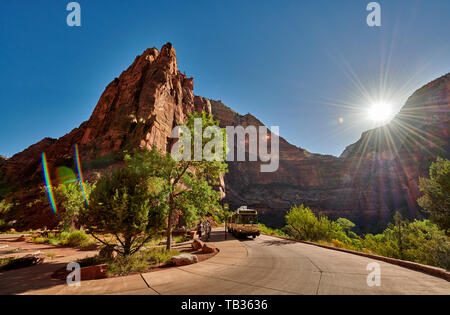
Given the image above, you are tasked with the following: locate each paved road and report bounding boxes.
[224,234,450,295]
[25,230,449,295]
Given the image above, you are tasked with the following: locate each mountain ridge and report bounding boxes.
[1,45,448,233]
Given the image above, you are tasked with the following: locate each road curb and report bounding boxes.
[263,234,450,282]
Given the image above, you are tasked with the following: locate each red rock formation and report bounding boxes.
[0,43,212,230]
[210,73,449,233]
[1,43,448,234]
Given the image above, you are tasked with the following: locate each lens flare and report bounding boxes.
[41,152,58,213]
[368,102,393,122]
[74,144,89,206]
[56,166,77,185]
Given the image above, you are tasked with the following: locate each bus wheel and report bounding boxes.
[252,235,256,239]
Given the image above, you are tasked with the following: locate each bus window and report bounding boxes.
[237,215,258,224]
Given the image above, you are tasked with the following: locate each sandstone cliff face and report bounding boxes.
[1,44,448,233]
[341,73,450,159]
[1,43,211,186]
[0,43,212,229]
[211,74,449,233]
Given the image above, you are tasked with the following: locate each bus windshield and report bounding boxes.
[237,215,258,224]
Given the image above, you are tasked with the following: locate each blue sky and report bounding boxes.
[1,0,449,158]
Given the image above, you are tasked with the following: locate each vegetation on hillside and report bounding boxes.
[265,204,449,270]
[262,158,450,270]
[418,157,450,234]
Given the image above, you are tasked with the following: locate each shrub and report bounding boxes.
[31,230,92,248]
[32,237,46,244]
[52,182,94,231]
[80,166,167,256]
[259,224,286,237]
[331,239,345,248]
[60,230,90,247]
[105,247,179,276]
[418,157,450,234]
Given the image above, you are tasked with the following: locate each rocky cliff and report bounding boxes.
[211,73,449,233]
[1,43,448,233]
[0,43,212,229]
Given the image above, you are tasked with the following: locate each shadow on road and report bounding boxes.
[257,238,296,247]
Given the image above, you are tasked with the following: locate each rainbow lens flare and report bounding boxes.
[56,166,78,185]
[41,152,58,213]
[74,144,89,206]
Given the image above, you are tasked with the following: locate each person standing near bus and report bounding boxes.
[205,219,212,240]
[197,221,204,239]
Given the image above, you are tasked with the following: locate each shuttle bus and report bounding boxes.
[227,207,260,238]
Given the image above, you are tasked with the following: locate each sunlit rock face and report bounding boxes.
[2,43,212,185]
[0,43,448,233]
[341,73,450,159]
[0,43,212,230]
[212,74,449,233]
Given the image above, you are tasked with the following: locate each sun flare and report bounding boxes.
[368,102,393,123]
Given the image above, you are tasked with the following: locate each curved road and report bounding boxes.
[22,230,450,295]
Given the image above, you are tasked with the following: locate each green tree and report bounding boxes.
[389,211,409,260]
[418,157,450,234]
[285,204,336,241]
[0,199,13,216]
[126,112,228,250]
[53,182,94,231]
[336,218,355,234]
[80,167,167,256]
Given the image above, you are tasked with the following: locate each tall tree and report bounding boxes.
[126,112,228,250]
[418,157,450,234]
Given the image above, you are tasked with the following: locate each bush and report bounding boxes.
[31,230,92,248]
[59,230,90,247]
[285,204,350,242]
[259,224,286,237]
[418,157,450,234]
[52,182,94,231]
[332,239,345,248]
[32,237,46,244]
[361,219,450,270]
[105,247,179,276]
[80,166,167,256]
[0,199,12,215]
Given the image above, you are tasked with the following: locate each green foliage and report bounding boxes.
[259,224,286,237]
[125,112,228,250]
[282,205,450,270]
[59,230,90,247]
[103,247,179,276]
[336,218,356,233]
[285,204,348,242]
[418,157,450,234]
[362,218,450,269]
[0,199,13,216]
[0,257,14,270]
[31,230,93,248]
[53,182,94,231]
[80,166,167,256]
[173,235,189,243]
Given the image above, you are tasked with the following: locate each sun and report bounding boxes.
[368,102,393,123]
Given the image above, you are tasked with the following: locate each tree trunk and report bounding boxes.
[166,209,173,251]
[124,236,132,256]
